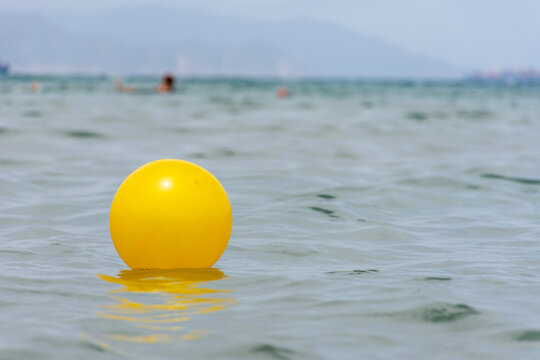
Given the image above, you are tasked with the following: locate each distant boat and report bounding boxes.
[0,62,9,75]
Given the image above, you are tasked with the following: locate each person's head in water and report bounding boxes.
[157,73,175,93]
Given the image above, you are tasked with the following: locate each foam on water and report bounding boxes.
[1,77,540,359]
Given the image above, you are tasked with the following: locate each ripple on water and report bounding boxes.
[415,303,478,323]
[457,109,492,119]
[22,110,43,118]
[405,111,429,121]
[250,344,296,360]
[267,244,319,258]
[360,100,373,108]
[327,269,379,276]
[309,206,339,218]
[481,173,540,185]
[424,277,452,281]
[65,130,107,139]
[316,194,336,200]
[514,330,540,342]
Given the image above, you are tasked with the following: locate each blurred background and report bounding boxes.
[1,0,540,80]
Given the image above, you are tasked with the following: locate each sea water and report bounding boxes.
[0,76,539,359]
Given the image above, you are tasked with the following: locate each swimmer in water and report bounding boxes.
[30,80,40,92]
[30,80,41,92]
[156,74,175,93]
[114,78,136,93]
[276,87,289,99]
[114,74,175,94]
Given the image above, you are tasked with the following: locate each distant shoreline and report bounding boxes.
[4,72,540,86]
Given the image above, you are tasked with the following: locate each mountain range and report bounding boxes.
[0,6,460,78]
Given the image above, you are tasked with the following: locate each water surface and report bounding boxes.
[1,77,540,359]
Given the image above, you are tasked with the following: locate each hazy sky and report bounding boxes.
[3,0,539,70]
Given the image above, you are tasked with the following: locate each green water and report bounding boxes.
[1,76,540,359]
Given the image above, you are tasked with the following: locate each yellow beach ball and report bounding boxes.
[109,159,232,269]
